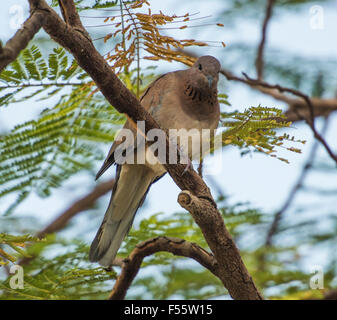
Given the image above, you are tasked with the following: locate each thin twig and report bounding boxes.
[0,82,85,89]
[265,116,331,246]
[221,68,337,122]
[119,0,126,53]
[255,0,275,79]
[241,73,337,164]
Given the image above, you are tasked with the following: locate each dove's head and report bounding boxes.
[192,56,221,89]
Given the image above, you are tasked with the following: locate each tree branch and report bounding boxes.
[255,0,275,79]
[0,5,45,73]
[109,236,218,300]
[177,190,263,300]
[221,68,337,123]
[239,73,337,164]
[58,0,83,27]
[57,0,91,40]
[265,116,331,246]
[283,98,337,122]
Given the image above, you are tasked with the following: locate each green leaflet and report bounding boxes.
[22,45,48,81]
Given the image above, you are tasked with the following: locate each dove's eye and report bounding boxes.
[198,64,202,71]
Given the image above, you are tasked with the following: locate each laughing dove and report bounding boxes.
[89,55,221,266]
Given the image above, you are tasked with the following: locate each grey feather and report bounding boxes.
[89,164,159,266]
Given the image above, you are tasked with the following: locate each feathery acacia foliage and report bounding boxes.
[0,45,125,211]
[220,106,305,163]
[0,240,116,300]
[0,233,42,266]
[103,0,224,67]
[1,197,333,300]
[100,0,224,95]
[0,45,85,106]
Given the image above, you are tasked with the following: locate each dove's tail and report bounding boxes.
[89,164,156,267]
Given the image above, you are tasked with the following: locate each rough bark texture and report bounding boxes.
[0,8,45,72]
[178,191,263,300]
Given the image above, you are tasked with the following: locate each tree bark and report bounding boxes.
[0,8,45,72]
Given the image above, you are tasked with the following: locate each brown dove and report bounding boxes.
[89,56,221,266]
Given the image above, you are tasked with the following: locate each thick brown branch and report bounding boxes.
[0,6,45,73]
[57,0,90,40]
[255,0,275,79]
[178,191,263,300]
[109,236,218,300]
[24,0,263,300]
[58,0,82,26]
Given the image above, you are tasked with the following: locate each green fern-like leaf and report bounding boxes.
[0,240,116,299]
[0,233,43,266]
[22,45,48,81]
[48,47,68,81]
[0,46,86,106]
[219,105,305,162]
[0,84,125,209]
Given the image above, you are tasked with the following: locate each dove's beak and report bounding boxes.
[207,75,213,88]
